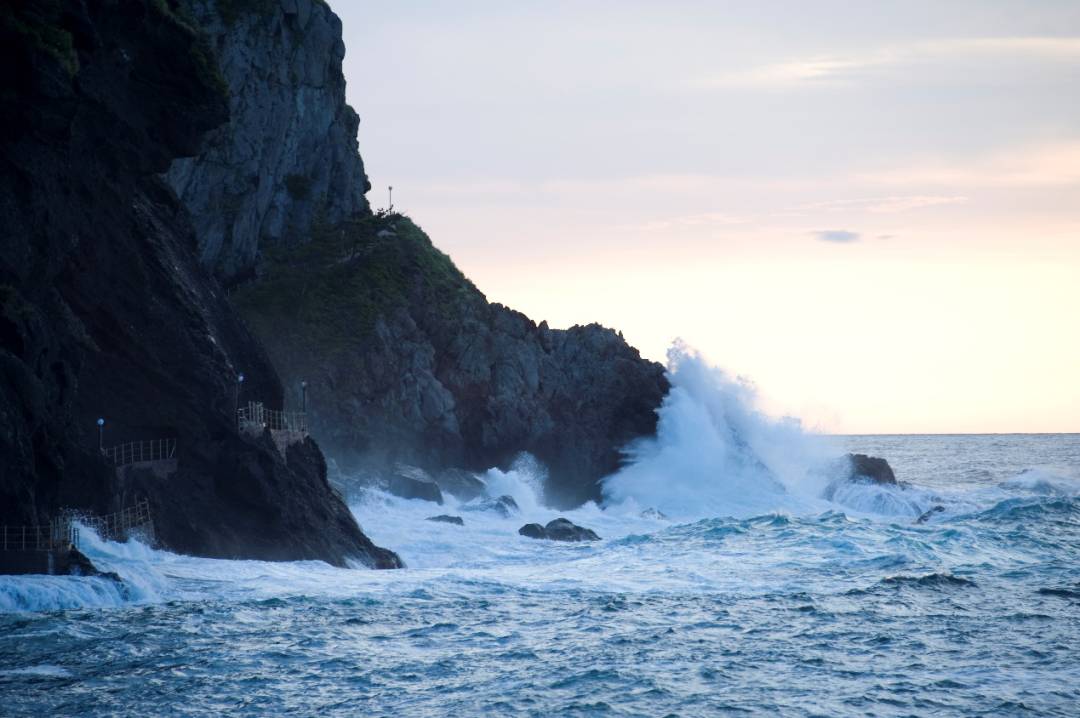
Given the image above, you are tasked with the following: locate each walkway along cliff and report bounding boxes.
[0,0,399,570]
[166,0,670,509]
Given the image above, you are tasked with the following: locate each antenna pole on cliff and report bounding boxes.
[97,418,105,453]
[388,185,393,212]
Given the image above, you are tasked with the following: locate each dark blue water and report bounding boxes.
[2,434,1079,716]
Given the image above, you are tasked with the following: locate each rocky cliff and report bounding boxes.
[162,0,670,509]
[233,214,668,509]
[166,0,370,285]
[0,0,397,568]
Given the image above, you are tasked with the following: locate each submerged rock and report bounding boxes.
[462,495,519,518]
[845,454,897,484]
[640,508,668,520]
[436,468,486,502]
[426,515,465,526]
[518,523,547,540]
[518,518,600,542]
[916,505,945,524]
[387,465,444,504]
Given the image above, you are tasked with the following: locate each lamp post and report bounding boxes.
[388,185,393,212]
[97,418,105,453]
[236,372,245,428]
[301,380,307,414]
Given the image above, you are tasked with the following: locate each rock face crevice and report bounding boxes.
[0,0,396,568]
[165,0,371,285]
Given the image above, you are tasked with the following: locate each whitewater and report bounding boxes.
[2,348,1079,716]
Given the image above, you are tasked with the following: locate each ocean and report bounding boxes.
[2,353,1078,716]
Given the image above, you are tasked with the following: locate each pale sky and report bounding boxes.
[331,1,1080,434]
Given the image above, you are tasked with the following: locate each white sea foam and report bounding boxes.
[3,344,1076,616]
[0,665,73,678]
[999,466,1080,496]
[601,342,843,519]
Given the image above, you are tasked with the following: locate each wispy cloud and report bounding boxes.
[813,229,860,243]
[694,36,1080,89]
[797,195,968,214]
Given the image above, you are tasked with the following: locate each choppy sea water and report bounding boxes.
[2,431,1079,717]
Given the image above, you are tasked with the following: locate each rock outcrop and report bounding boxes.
[519,518,600,542]
[234,215,668,509]
[157,1,668,509]
[165,0,370,284]
[426,515,464,526]
[0,0,396,568]
[387,465,443,504]
[845,454,897,485]
[916,505,945,524]
[462,495,520,519]
[435,468,487,502]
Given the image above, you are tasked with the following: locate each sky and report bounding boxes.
[331,0,1080,434]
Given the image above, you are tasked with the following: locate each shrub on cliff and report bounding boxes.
[233,211,477,350]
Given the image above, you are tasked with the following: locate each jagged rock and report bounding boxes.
[165,0,669,511]
[462,495,520,518]
[165,0,370,284]
[518,518,601,542]
[845,454,897,484]
[518,523,546,540]
[65,548,124,583]
[237,231,669,510]
[426,515,464,526]
[436,468,486,502]
[387,465,444,504]
[543,518,601,541]
[916,505,945,524]
[0,0,397,569]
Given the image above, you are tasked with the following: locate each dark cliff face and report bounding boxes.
[158,1,670,509]
[234,215,669,508]
[165,0,371,285]
[0,0,397,567]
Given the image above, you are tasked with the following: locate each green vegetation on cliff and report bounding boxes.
[1,1,78,77]
[233,212,478,351]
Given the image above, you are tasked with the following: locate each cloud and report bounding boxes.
[693,36,1080,89]
[798,195,968,214]
[699,57,872,89]
[812,229,860,243]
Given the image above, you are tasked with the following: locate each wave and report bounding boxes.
[0,574,131,613]
[0,524,169,613]
[998,467,1080,496]
[601,342,839,520]
[880,572,977,589]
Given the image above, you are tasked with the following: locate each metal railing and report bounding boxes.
[102,439,176,467]
[3,501,156,552]
[238,401,307,433]
[0,519,78,552]
[63,499,154,544]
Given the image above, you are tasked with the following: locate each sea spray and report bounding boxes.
[602,342,839,519]
[479,453,553,515]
